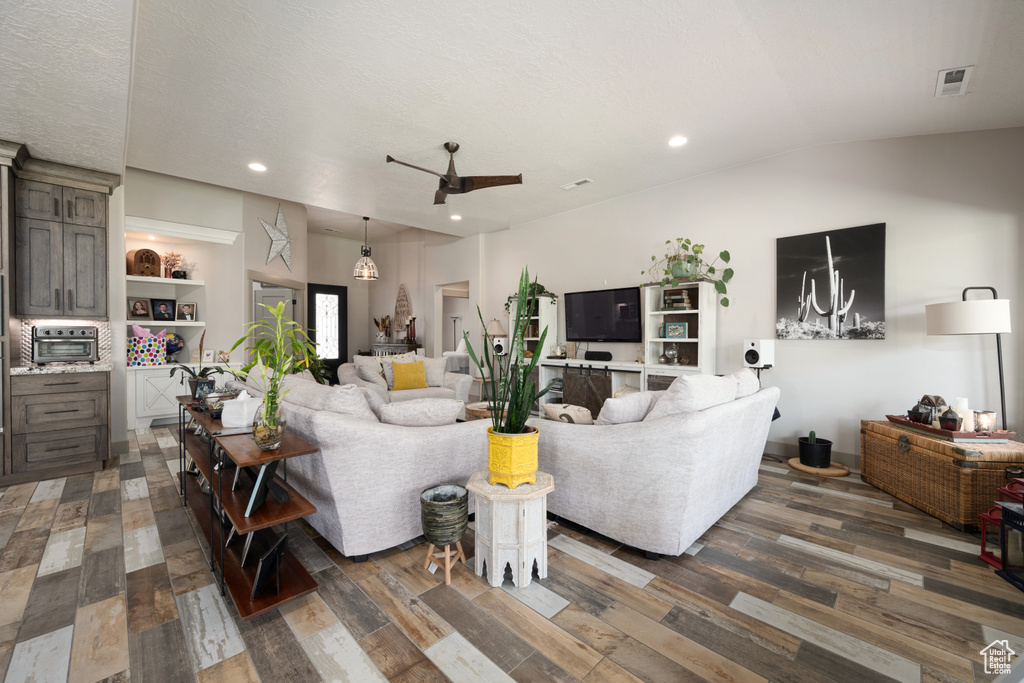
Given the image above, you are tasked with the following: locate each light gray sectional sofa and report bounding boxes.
[529,371,780,556]
[337,356,472,404]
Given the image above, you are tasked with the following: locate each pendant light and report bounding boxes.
[353,216,379,280]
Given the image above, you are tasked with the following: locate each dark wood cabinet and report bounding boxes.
[14,180,108,317]
[562,366,613,420]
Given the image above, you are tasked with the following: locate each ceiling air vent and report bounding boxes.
[935,66,974,97]
[560,178,593,190]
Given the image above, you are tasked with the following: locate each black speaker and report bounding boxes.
[584,350,613,361]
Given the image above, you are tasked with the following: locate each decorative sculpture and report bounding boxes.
[259,204,292,270]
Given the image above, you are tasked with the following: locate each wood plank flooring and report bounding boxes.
[0,428,1022,681]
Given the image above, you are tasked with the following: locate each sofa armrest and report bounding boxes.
[443,371,473,402]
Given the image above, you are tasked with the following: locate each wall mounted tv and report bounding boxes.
[564,287,642,343]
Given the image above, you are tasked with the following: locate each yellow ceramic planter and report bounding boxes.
[486,426,539,488]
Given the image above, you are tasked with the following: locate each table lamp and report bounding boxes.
[925,286,1011,430]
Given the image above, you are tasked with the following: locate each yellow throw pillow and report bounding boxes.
[392,360,428,390]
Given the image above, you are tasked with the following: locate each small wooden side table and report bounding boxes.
[467,470,554,588]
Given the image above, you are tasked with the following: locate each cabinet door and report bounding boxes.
[562,367,612,420]
[63,187,106,227]
[138,370,186,419]
[63,224,107,317]
[15,217,64,316]
[15,179,62,221]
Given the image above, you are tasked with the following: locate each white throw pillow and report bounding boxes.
[322,384,378,422]
[725,368,760,399]
[455,337,468,354]
[613,384,641,398]
[644,374,737,420]
[352,356,388,390]
[379,399,463,427]
[394,356,446,387]
[596,391,661,425]
[542,403,594,425]
[360,387,387,419]
[281,375,332,410]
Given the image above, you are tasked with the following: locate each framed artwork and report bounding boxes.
[664,322,688,338]
[190,349,201,363]
[176,302,197,321]
[776,223,886,340]
[202,349,216,363]
[128,297,151,319]
[217,350,231,363]
[151,298,176,321]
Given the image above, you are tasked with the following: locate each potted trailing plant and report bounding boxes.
[465,268,554,488]
[504,280,555,314]
[228,301,317,450]
[169,331,227,398]
[641,238,734,307]
[798,430,833,468]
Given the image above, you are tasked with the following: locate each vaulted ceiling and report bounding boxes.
[3,1,1024,237]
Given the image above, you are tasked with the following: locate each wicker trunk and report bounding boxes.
[861,420,1024,531]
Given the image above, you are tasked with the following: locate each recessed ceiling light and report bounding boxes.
[248,162,267,172]
[450,215,462,221]
[148,235,155,240]
[668,136,688,148]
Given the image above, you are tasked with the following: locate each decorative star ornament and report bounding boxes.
[259,204,292,270]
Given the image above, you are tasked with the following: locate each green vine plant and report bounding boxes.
[641,238,734,307]
[227,301,318,427]
[504,280,555,314]
[467,268,554,434]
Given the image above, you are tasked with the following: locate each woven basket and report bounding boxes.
[861,420,1024,530]
[420,484,468,546]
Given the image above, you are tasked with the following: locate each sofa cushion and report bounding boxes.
[644,374,737,420]
[596,391,663,425]
[725,368,760,399]
[393,361,429,390]
[322,384,378,422]
[380,352,418,388]
[399,356,446,387]
[352,356,388,390]
[379,399,463,427]
[542,403,594,425]
[360,387,387,419]
[390,387,456,402]
[281,375,332,410]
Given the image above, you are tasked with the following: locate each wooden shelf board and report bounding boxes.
[125,320,206,327]
[216,432,318,468]
[182,474,317,620]
[127,275,206,286]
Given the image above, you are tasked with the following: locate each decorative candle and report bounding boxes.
[954,398,973,431]
[975,410,998,433]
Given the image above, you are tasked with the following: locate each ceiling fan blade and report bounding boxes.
[433,189,447,205]
[386,155,448,181]
[461,174,523,192]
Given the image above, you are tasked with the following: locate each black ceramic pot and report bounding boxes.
[798,436,833,468]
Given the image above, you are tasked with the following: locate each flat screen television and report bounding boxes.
[564,287,642,343]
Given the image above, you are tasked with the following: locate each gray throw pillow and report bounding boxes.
[352,356,388,390]
[394,356,446,387]
[379,399,463,426]
[725,368,760,399]
[542,403,594,425]
[322,384,378,422]
[644,374,737,421]
[360,387,387,419]
[596,391,661,425]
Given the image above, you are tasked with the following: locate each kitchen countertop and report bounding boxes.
[10,362,114,375]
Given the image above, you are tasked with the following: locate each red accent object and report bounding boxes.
[885,414,1016,442]
[980,506,1003,568]
[998,480,1024,503]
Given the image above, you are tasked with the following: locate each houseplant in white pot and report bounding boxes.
[464,268,554,488]
[228,301,317,450]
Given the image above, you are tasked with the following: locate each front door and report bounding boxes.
[308,284,348,384]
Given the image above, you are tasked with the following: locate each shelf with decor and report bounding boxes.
[123,319,206,328]
[127,275,206,287]
[642,281,716,389]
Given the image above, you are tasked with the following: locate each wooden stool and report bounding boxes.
[467,470,554,588]
[422,542,466,585]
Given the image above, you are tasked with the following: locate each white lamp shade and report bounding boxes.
[485,319,507,337]
[925,299,1011,335]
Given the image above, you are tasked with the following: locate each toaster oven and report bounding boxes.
[32,326,100,364]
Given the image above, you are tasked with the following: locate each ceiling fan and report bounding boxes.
[386,142,522,205]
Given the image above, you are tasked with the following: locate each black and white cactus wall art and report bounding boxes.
[775,223,886,340]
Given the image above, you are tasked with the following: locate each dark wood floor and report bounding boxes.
[0,426,1022,682]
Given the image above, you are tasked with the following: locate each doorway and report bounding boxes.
[308,283,348,383]
[436,281,470,352]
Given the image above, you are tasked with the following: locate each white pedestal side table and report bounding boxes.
[467,470,554,588]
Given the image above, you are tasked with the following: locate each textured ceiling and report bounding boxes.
[4,1,1024,238]
[0,0,135,173]
[306,206,416,241]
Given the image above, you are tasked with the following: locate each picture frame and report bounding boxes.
[128,297,151,320]
[217,350,231,363]
[175,302,198,321]
[151,298,176,321]
[202,349,216,363]
[664,322,688,339]
[190,349,201,363]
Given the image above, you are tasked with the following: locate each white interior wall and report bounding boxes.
[371,232,428,348]
[419,128,1024,464]
[107,186,127,450]
[307,232,371,360]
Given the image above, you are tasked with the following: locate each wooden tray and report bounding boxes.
[885,415,1016,443]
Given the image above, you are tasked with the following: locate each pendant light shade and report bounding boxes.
[354,216,379,281]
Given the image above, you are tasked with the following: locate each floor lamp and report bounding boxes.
[925,286,1012,430]
[450,316,461,351]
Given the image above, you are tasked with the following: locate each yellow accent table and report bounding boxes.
[467,470,554,588]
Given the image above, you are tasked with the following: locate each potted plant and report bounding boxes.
[228,301,317,450]
[641,238,734,307]
[504,280,555,314]
[465,268,554,488]
[798,430,833,468]
[169,331,228,398]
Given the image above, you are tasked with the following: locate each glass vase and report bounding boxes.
[252,402,286,450]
